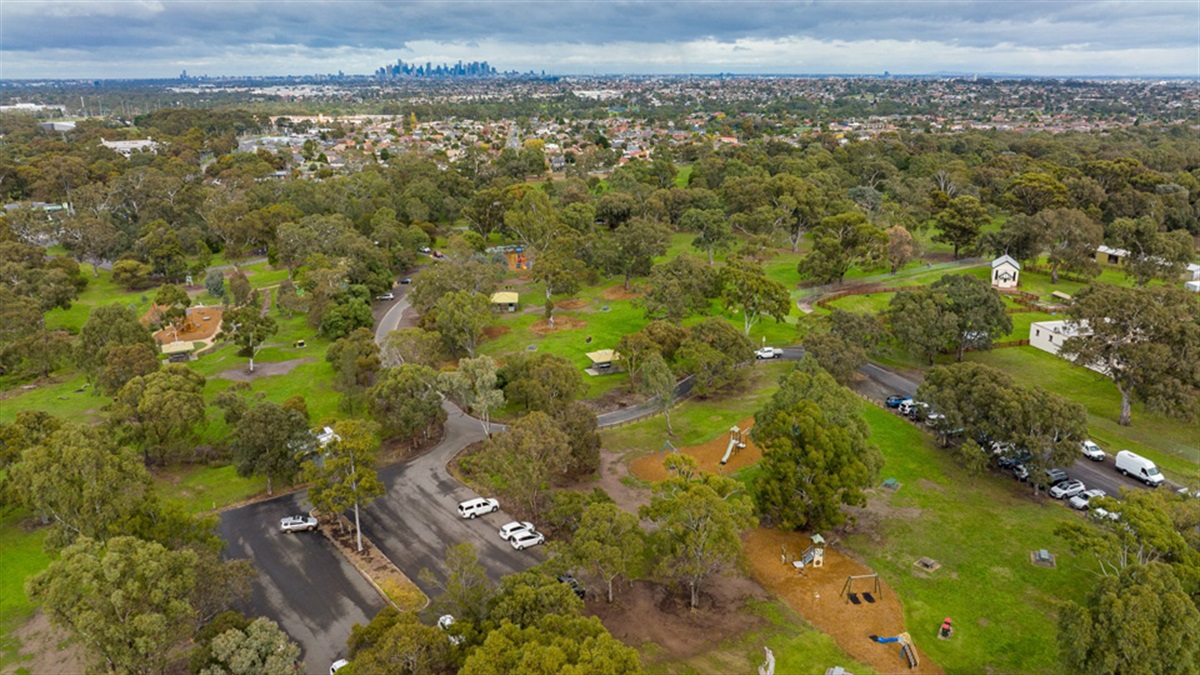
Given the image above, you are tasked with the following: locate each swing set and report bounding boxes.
[840,573,882,605]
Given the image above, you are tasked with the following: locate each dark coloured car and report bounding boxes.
[557,574,585,599]
[1043,468,1069,486]
[398,277,412,284]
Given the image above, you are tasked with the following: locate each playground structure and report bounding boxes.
[871,633,920,669]
[840,573,882,605]
[505,249,529,270]
[783,533,827,574]
[149,305,223,347]
[658,439,679,462]
[720,425,747,465]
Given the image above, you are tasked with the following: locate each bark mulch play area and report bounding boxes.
[629,416,762,482]
[745,528,942,675]
[146,304,223,345]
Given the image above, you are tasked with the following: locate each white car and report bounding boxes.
[755,347,783,359]
[280,514,318,533]
[498,521,535,541]
[457,497,499,519]
[1080,440,1106,461]
[1069,489,1106,511]
[1049,479,1086,500]
[376,292,395,301]
[330,659,349,674]
[510,530,546,550]
[437,615,463,645]
[1091,507,1121,522]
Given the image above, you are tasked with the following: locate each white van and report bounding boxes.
[1114,450,1164,487]
[457,497,499,519]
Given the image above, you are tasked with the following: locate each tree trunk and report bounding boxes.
[956,345,965,362]
[607,578,614,603]
[707,247,714,265]
[624,273,631,291]
[1050,262,1059,284]
[689,581,699,609]
[266,474,273,497]
[91,261,100,277]
[354,500,363,552]
[1119,388,1132,426]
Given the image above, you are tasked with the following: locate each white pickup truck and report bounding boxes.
[755,347,783,360]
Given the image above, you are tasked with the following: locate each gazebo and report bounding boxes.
[585,349,620,375]
[490,291,519,312]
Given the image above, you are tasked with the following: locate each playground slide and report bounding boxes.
[720,437,737,465]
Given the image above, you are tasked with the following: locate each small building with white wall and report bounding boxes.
[1029,319,1105,373]
[990,255,1021,289]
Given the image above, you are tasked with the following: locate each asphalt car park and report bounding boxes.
[356,410,542,597]
[219,493,386,674]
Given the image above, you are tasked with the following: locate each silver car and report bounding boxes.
[1049,479,1085,500]
[1069,489,1106,510]
[280,514,318,533]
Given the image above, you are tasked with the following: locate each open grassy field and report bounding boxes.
[968,348,1200,481]
[0,507,50,672]
[837,404,1095,673]
[609,359,1097,673]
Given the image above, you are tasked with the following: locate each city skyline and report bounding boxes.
[1,1,1198,80]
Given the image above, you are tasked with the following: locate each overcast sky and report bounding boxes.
[2,1,1197,79]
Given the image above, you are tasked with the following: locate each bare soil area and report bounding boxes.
[481,325,511,341]
[5,611,89,675]
[586,577,770,664]
[744,528,942,674]
[568,448,652,516]
[215,357,312,382]
[601,285,641,301]
[630,416,762,482]
[555,298,590,310]
[529,315,587,335]
[582,386,646,416]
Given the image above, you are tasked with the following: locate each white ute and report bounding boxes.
[755,347,783,359]
[457,497,500,519]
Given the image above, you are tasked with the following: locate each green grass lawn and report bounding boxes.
[968,348,1200,480]
[0,507,49,672]
[837,404,1095,673]
[154,464,269,515]
[610,364,1096,673]
[601,361,794,452]
[647,599,874,675]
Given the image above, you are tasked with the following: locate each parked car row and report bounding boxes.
[455,498,547,550]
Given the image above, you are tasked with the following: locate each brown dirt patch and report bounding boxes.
[215,357,313,382]
[555,298,590,310]
[528,315,587,335]
[629,417,761,482]
[583,387,648,416]
[481,325,511,340]
[146,305,223,343]
[586,577,770,664]
[7,610,90,675]
[568,448,651,516]
[601,285,641,301]
[745,528,942,674]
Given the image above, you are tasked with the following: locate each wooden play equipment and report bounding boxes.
[898,632,919,669]
[720,425,747,465]
[840,573,882,605]
[870,632,919,670]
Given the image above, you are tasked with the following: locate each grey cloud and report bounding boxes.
[1,1,1196,77]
